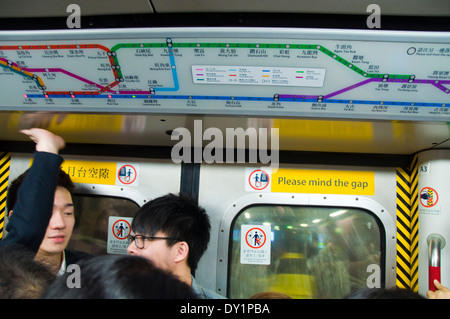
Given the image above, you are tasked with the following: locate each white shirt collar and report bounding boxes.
[57,250,67,276]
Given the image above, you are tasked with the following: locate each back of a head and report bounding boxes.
[131,193,211,272]
[0,244,55,298]
[249,291,293,299]
[42,255,198,299]
[346,287,425,299]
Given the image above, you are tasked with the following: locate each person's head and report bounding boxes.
[0,244,55,298]
[7,168,75,258]
[249,291,293,299]
[127,193,210,275]
[42,254,198,299]
[346,287,425,299]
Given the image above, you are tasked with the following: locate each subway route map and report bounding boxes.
[0,28,449,121]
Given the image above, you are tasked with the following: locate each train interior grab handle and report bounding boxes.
[427,233,446,291]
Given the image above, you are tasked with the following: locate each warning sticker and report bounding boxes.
[420,187,439,208]
[245,168,272,192]
[419,186,441,215]
[61,160,117,185]
[240,225,271,265]
[107,216,133,254]
[245,167,375,195]
[34,159,140,187]
[116,163,140,186]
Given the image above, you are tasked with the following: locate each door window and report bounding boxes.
[66,195,140,255]
[228,205,383,299]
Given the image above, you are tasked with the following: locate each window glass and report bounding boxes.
[229,205,383,299]
[66,195,140,255]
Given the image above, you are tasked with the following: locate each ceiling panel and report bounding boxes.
[1,0,448,18]
[0,112,448,155]
[151,0,450,16]
[0,0,153,18]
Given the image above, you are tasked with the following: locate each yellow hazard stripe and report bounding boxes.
[0,152,11,240]
[396,155,419,291]
[409,155,419,291]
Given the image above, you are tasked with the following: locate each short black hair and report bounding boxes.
[42,255,198,299]
[131,193,211,272]
[346,287,425,299]
[7,168,75,212]
[0,243,55,298]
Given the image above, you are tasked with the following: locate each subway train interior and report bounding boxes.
[0,0,449,300]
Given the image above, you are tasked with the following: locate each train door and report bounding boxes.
[197,163,397,298]
[7,152,181,255]
[417,150,450,296]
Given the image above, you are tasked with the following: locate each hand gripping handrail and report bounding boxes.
[427,233,446,291]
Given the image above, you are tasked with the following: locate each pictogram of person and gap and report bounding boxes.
[248,229,265,247]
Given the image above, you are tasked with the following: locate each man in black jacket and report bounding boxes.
[4,129,90,276]
[1,128,64,252]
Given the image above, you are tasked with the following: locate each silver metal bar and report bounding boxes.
[427,233,446,267]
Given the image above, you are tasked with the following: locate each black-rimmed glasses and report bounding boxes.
[127,234,180,249]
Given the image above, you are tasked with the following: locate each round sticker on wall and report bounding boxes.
[118,164,137,185]
[112,219,131,240]
[420,187,439,208]
[248,169,270,191]
[245,227,267,249]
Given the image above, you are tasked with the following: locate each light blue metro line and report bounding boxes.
[153,49,180,92]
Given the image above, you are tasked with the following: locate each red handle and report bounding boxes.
[429,266,441,291]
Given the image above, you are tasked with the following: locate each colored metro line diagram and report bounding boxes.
[0,36,449,120]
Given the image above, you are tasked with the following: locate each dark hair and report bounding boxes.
[7,168,74,212]
[249,291,293,299]
[42,255,198,299]
[346,287,425,299]
[0,244,55,298]
[131,193,210,272]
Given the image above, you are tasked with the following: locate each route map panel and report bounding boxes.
[0,28,449,121]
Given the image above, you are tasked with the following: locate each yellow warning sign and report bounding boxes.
[271,169,375,195]
[61,160,117,185]
[30,159,140,186]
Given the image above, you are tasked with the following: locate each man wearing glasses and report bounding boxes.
[127,193,225,299]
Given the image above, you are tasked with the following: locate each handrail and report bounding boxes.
[427,233,446,291]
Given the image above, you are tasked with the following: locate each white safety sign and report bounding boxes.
[245,168,272,192]
[107,216,133,254]
[116,163,140,186]
[240,224,271,265]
